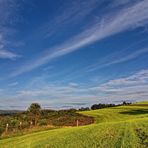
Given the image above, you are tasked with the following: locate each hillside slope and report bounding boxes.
[0,102,148,148]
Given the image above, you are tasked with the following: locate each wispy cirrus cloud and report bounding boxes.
[43,0,100,38]
[87,47,148,72]
[100,70,148,88]
[91,69,148,99]
[0,34,20,59]
[0,49,20,59]
[12,0,148,76]
[0,0,22,60]
[0,0,18,25]
[2,69,148,109]
[110,0,137,8]
[8,82,18,87]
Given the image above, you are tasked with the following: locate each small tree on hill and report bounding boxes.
[27,103,41,126]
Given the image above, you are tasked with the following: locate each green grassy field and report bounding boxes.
[0,102,148,148]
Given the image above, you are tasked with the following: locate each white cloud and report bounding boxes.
[8,82,18,86]
[0,88,3,92]
[12,0,148,76]
[87,47,148,72]
[101,69,148,87]
[68,82,79,87]
[110,0,137,8]
[0,0,19,26]
[0,1,22,60]
[43,0,100,37]
[0,49,20,59]
[91,69,148,101]
[1,69,148,109]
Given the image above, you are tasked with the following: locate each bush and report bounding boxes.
[21,121,30,129]
[79,107,90,111]
[0,127,5,136]
[10,119,19,127]
[38,119,48,126]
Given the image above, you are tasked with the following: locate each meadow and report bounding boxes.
[0,102,148,148]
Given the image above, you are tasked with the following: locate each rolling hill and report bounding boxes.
[0,102,148,148]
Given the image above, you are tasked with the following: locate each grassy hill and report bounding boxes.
[0,102,148,148]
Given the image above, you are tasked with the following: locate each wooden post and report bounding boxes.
[30,121,33,128]
[76,120,79,127]
[19,121,22,129]
[6,123,9,132]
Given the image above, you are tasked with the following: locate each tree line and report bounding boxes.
[79,101,131,110]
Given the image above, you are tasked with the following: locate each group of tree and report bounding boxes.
[91,101,131,110]
[91,103,116,110]
[0,103,94,137]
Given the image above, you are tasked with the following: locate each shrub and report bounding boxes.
[0,127,5,136]
[38,119,48,126]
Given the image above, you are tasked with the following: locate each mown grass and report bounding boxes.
[80,104,148,123]
[0,102,148,148]
[135,101,148,104]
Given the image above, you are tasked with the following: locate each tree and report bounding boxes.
[27,103,41,126]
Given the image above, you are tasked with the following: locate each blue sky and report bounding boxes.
[0,0,148,110]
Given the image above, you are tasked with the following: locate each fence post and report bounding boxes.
[30,121,33,128]
[5,123,9,133]
[76,120,79,127]
[20,121,22,130]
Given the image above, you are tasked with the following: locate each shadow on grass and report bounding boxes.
[119,109,148,115]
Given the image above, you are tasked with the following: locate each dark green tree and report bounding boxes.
[28,103,41,126]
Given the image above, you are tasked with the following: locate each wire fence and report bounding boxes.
[0,121,34,133]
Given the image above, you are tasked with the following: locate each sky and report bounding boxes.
[0,0,148,110]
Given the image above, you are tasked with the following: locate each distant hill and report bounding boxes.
[0,110,23,115]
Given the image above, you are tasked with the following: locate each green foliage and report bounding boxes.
[0,127,5,136]
[27,103,41,113]
[0,103,93,137]
[38,119,48,126]
[27,103,41,125]
[91,103,116,110]
[10,119,18,126]
[90,101,132,110]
